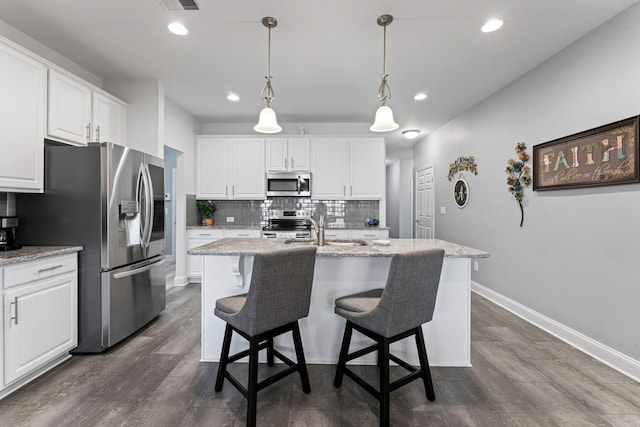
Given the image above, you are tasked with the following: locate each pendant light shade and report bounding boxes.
[370,14,399,133]
[254,17,282,134]
[370,106,398,132]
[254,107,282,133]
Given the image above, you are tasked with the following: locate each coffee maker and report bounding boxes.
[0,193,21,251]
[0,216,21,251]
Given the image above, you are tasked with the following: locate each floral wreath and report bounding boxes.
[448,156,478,181]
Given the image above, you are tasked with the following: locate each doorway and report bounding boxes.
[414,164,434,238]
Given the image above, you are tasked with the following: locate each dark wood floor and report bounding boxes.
[1,282,639,426]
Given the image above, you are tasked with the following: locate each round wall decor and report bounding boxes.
[453,177,469,208]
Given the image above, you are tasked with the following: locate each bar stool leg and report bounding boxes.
[379,337,390,427]
[415,326,435,401]
[291,321,311,394]
[266,337,275,366]
[215,324,233,392]
[247,336,260,427]
[334,321,353,388]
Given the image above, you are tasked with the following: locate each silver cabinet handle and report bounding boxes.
[38,264,63,273]
[343,185,346,196]
[225,185,228,196]
[285,157,288,169]
[95,125,100,142]
[291,158,294,169]
[10,297,18,325]
[350,185,353,196]
[86,123,91,142]
[232,185,235,197]
[236,233,249,237]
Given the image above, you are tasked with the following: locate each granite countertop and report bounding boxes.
[188,238,488,258]
[187,225,390,230]
[187,225,262,230]
[0,246,84,266]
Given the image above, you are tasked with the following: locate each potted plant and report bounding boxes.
[197,200,217,226]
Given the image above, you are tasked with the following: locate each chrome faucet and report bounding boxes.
[305,215,325,246]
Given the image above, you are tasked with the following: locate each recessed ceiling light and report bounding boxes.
[227,93,240,102]
[414,93,428,101]
[402,129,421,139]
[481,19,503,33]
[168,22,189,36]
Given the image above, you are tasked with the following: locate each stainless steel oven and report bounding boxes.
[266,172,311,197]
[262,209,312,238]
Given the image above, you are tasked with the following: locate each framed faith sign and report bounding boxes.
[533,116,639,191]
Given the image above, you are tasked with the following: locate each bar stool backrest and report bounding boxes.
[236,246,318,335]
[374,249,445,337]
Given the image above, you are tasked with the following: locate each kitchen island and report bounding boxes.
[189,238,488,367]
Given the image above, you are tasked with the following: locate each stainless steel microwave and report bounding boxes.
[266,172,311,197]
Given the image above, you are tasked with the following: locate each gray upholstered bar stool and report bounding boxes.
[333,249,445,427]
[214,246,317,427]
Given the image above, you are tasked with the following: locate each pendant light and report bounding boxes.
[254,16,282,134]
[370,14,399,133]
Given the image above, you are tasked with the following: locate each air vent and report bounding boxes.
[179,0,199,10]
[157,0,199,11]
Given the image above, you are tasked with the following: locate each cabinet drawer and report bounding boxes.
[350,229,389,239]
[187,229,225,239]
[3,254,76,289]
[225,229,261,238]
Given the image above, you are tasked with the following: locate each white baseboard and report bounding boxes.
[472,281,640,383]
[173,275,190,287]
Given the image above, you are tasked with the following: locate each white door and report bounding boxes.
[47,69,92,145]
[415,164,434,238]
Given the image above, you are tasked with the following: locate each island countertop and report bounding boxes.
[188,237,488,258]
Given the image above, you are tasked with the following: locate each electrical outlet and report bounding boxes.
[440,207,446,215]
[473,261,479,272]
[336,218,344,224]
[226,217,235,223]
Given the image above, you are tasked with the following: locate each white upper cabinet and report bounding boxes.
[47,69,126,146]
[196,137,265,200]
[92,91,127,146]
[265,138,310,171]
[311,137,384,199]
[348,137,385,199]
[0,39,46,193]
[311,138,348,199]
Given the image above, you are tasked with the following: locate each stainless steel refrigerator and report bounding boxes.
[18,142,166,353]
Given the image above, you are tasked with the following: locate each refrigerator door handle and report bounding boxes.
[136,163,146,245]
[142,164,154,248]
[112,257,162,279]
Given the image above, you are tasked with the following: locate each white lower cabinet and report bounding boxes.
[1,253,78,398]
[187,228,261,282]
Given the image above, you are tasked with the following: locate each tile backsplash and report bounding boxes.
[187,195,379,228]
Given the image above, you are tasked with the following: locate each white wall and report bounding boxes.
[0,18,101,86]
[164,98,199,287]
[414,3,640,363]
[103,79,165,158]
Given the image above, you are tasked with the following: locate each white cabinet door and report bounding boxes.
[288,138,310,171]
[47,69,92,146]
[3,273,77,385]
[265,138,309,172]
[197,137,230,199]
[311,138,348,199]
[231,138,265,199]
[92,92,127,145]
[0,41,45,193]
[348,138,385,199]
[265,138,288,171]
[197,137,265,200]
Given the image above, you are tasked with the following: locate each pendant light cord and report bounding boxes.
[377,17,392,105]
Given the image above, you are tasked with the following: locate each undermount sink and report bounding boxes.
[284,239,368,247]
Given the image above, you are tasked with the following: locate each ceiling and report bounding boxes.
[0,0,637,153]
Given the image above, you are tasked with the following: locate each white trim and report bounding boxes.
[472,281,640,383]
[172,275,190,287]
